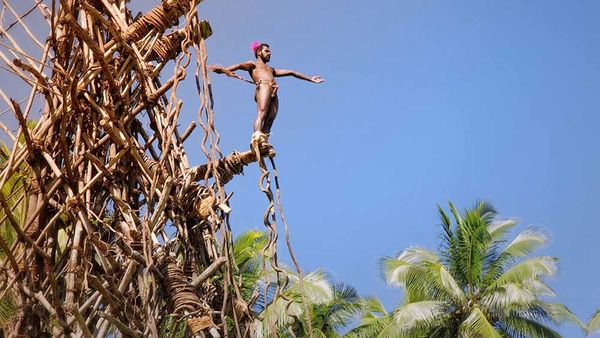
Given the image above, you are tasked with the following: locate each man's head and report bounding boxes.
[252,42,271,62]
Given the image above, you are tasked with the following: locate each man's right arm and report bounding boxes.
[225,61,254,72]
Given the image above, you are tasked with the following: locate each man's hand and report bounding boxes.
[210,65,225,74]
[311,76,324,84]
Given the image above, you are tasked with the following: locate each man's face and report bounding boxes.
[259,47,271,62]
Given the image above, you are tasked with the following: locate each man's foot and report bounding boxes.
[250,131,275,157]
[251,131,269,144]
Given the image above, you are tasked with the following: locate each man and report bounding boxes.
[212,42,324,144]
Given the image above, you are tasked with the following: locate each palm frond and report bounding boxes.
[391,301,448,334]
[502,227,548,258]
[0,292,17,326]
[0,168,27,257]
[438,205,453,243]
[311,283,363,335]
[526,279,556,297]
[384,259,459,304]
[480,283,538,315]
[448,201,462,226]
[488,219,518,242]
[233,229,268,270]
[491,257,557,288]
[344,314,393,338]
[287,270,333,305]
[380,257,412,286]
[380,247,438,286]
[501,315,562,338]
[537,302,584,328]
[473,200,497,220]
[256,269,324,336]
[459,307,502,338]
[360,297,388,317]
[397,247,440,264]
[587,310,600,335]
[421,262,466,305]
[232,230,272,303]
[256,299,303,337]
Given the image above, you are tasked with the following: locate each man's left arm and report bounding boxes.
[274,69,324,83]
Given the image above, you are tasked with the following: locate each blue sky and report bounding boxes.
[2,0,599,336]
[186,0,600,335]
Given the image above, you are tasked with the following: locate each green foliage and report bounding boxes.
[587,310,600,336]
[0,122,37,258]
[158,315,187,338]
[255,269,335,337]
[349,201,582,337]
[232,230,362,337]
[0,140,30,332]
[305,282,362,337]
[0,292,17,329]
[0,147,27,258]
[233,229,269,300]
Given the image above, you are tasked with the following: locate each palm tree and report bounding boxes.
[587,310,600,336]
[348,201,582,337]
[231,230,362,337]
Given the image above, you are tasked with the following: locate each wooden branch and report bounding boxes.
[99,313,143,338]
[0,0,265,335]
[191,256,227,287]
[190,146,276,183]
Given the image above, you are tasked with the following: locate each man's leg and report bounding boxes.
[254,85,272,133]
[263,95,279,135]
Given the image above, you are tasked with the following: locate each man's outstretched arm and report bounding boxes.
[274,69,324,83]
[212,61,254,74]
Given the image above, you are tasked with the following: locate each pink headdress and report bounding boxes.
[251,41,261,52]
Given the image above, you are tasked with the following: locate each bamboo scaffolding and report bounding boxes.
[0,0,276,336]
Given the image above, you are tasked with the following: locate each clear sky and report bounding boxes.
[189,1,600,336]
[2,0,599,336]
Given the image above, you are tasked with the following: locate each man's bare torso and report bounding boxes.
[248,62,275,83]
